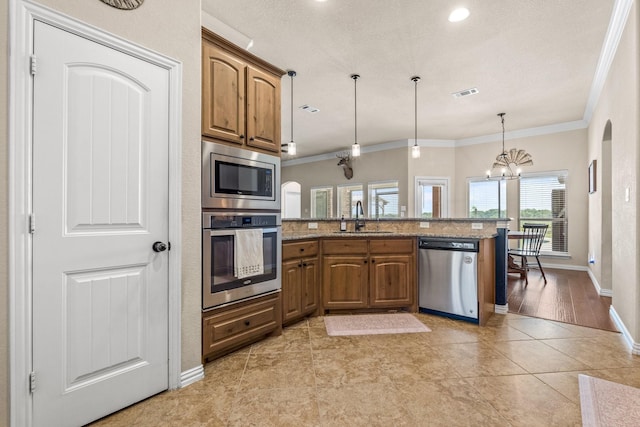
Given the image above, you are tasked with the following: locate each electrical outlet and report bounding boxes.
[471,223,483,230]
[307,222,318,229]
[419,222,430,228]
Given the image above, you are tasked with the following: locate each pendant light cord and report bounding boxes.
[414,79,418,145]
[288,70,296,145]
[353,74,358,145]
[498,112,506,155]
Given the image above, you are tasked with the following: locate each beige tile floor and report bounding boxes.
[90,313,640,427]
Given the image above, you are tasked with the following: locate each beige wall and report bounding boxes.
[1,0,9,424]
[407,146,457,216]
[285,129,589,269]
[2,0,203,421]
[455,129,589,268]
[282,148,409,218]
[588,3,639,340]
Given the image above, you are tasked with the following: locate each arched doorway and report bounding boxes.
[282,181,301,218]
[600,121,613,293]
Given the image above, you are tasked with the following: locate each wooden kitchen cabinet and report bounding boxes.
[202,28,283,154]
[321,237,416,311]
[369,254,413,308]
[202,292,282,362]
[322,255,369,310]
[282,240,320,324]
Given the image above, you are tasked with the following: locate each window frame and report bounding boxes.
[467,177,507,218]
[368,180,400,218]
[310,185,334,218]
[414,176,449,218]
[337,183,364,219]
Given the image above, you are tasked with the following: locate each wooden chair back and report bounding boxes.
[520,223,548,255]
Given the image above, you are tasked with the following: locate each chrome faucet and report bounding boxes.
[355,201,365,232]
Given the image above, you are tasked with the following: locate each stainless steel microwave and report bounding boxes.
[202,141,280,210]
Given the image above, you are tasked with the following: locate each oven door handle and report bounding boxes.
[206,227,279,237]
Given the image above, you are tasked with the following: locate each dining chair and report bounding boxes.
[509,223,548,284]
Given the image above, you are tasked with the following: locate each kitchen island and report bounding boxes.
[281,218,509,326]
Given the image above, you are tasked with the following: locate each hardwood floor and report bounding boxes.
[507,268,618,332]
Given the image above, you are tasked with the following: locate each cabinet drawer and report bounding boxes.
[202,293,280,358]
[283,240,318,260]
[322,239,368,255]
[369,238,415,254]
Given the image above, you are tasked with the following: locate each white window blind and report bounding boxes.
[468,179,506,218]
[310,186,333,218]
[519,171,568,255]
[337,184,363,219]
[368,181,399,218]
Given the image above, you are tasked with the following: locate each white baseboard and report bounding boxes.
[540,263,588,271]
[586,268,613,297]
[180,364,204,388]
[494,304,509,315]
[609,306,640,354]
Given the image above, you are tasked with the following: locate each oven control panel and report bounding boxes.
[204,213,280,229]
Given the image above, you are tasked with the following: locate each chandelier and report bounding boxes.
[486,113,533,180]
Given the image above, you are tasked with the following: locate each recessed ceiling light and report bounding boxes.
[448,7,470,22]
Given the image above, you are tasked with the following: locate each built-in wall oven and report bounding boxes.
[202,212,282,310]
[202,141,280,211]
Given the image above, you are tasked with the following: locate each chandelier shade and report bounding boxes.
[486,113,533,180]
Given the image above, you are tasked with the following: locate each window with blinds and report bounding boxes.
[337,184,363,218]
[519,171,568,255]
[368,181,399,218]
[310,186,334,218]
[468,179,506,218]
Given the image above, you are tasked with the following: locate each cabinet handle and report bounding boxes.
[371,259,376,263]
[300,248,304,252]
[303,263,307,267]
[239,134,245,139]
[249,137,255,141]
[244,320,251,326]
[298,263,302,267]
[364,260,368,264]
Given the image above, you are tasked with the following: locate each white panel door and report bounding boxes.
[32,21,170,426]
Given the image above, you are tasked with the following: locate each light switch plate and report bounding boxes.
[419,222,430,228]
[471,223,483,230]
[308,222,318,229]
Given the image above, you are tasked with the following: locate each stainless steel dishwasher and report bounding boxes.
[418,237,479,322]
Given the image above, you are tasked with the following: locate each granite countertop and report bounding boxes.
[282,231,497,241]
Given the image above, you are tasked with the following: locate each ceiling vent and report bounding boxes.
[452,87,479,98]
[300,104,320,113]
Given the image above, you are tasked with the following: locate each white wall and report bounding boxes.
[1,1,9,423]
[588,2,639,340]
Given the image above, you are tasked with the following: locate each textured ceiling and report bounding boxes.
[202,0,615,158]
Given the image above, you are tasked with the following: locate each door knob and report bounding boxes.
[152,241,168,252]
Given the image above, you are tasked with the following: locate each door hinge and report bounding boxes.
[29,371,36,393]
[30,55,37,76]
[28,214,35,234]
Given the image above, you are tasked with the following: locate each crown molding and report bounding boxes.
[455,120,588,147]
[583,0,634,124]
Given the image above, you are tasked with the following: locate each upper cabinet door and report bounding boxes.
[202,41,246,144]
[246,66,281,153]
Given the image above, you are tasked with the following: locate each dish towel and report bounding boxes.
[234,229,264,279]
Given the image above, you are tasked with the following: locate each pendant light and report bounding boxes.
[486,113,533,179]
[411,76,421,159]
[351,74,361,157]
[281,70,297,155]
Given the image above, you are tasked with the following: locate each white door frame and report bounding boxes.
[8,1,183,426]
